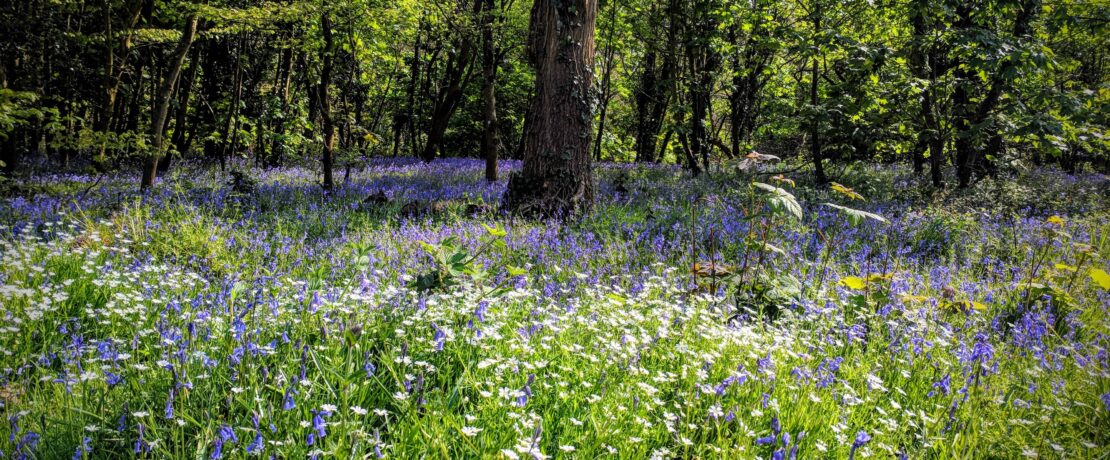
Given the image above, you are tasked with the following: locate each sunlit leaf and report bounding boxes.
[823,203,888,226]
[941,300,987,314]
[1090,269,1110,290]
[692,262,736,278]
[483,224,507,237]
[900,294,930,303]
[838,276,866,290]
[753,182,802,219]
[830,182,864,201]
[771,174,795,187]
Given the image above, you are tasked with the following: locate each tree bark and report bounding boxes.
[729,8,773,159]
[320,11,337,191]
[633,0,678,163]
[953,0,1038,188]
[809,5,827,184]
[420,1,481,163]
[480,0,499,182]
[218,37,245,172]
[593,0,619,162]
[270,42,295,166]
[684,0,720,175]
[164,47,200,173]
[503,0,598,217]
[140,14,198,190]
[95,0,144,167]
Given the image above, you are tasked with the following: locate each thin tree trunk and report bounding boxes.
[809,6,826,184]
[140,14,198,190]
[953,0,1038,187]
[404,20,424,158]
[270,45,295,166]
[480,0,500,182]
[95,0,144,167]
[420,1,481,163]
[165,47,200,172]
[319,11,336,191]
[219,38,245,172]
[632,0,676,164]
[593,0,619,162]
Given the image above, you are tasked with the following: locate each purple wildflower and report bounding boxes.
[848,430,871,460]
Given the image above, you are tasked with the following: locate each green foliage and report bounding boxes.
[410,224,521,299]
[753,181,802,220]
[0,89,50,141]
[824,203,887,226]
[908,211,973,261]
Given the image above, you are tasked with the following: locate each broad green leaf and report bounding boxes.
[761,242,786,256]
[1090,269,1110,290]
[830,182,864,201]
[838,276,866,290]
[753,182,802,220]
[484,224,507,237]
[824,203,888,226]
[940,300,987,314]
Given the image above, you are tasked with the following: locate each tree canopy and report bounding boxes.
[1,0,1107,194]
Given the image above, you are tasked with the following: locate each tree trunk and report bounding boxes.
[140,14,198,190]
[164,47,200,173]
[632,0,677,164]
[503,0,598,217]
[270,44,295,166]
[953,0,1037,188]
[95,0,144,168]
[809,16,826,183]
[320,11,336,191]
[729,11,773,159]
[404,20,424,158]
[909,3,938,183]
[420,1,481,163]
[684,0,721,175]
[480,0,499,182]
[593,1,619,162]
[633,49,661,162]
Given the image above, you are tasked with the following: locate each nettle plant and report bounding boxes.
[410,224,525,300]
